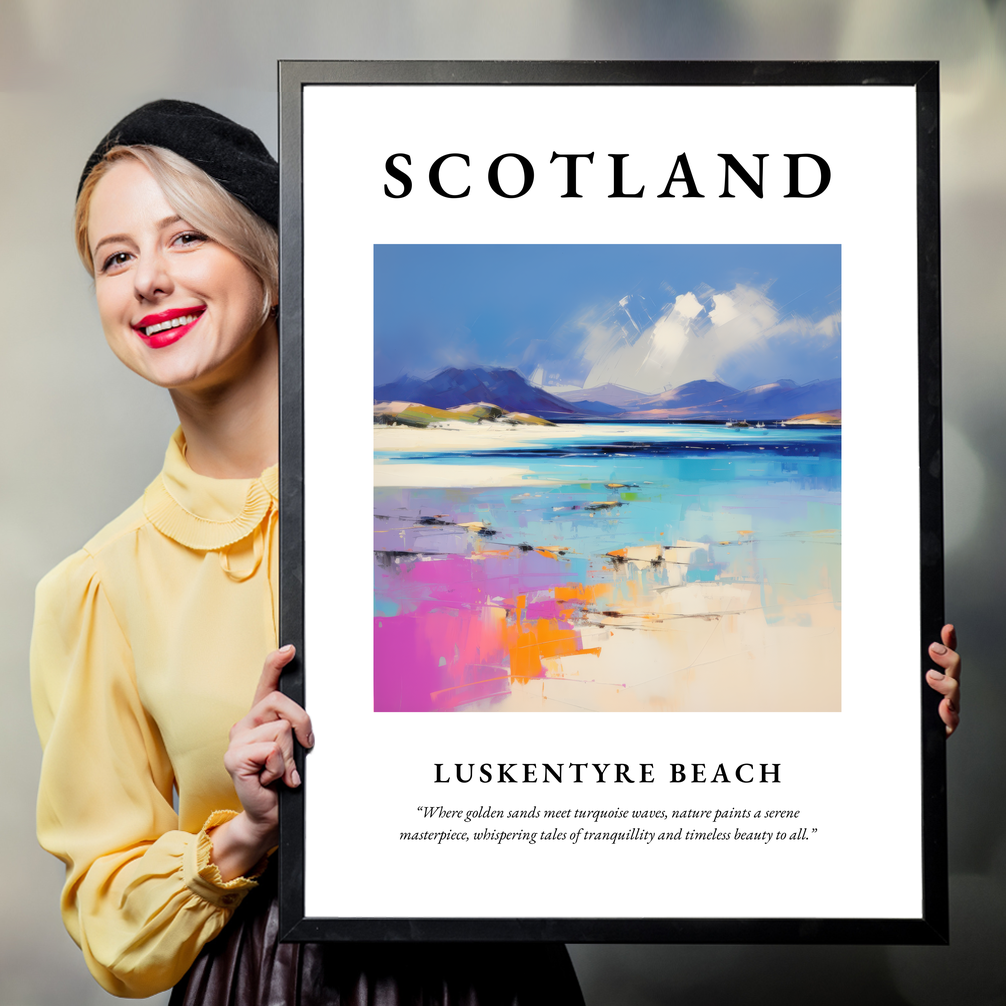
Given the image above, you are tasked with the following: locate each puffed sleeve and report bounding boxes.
[31,549,262,998]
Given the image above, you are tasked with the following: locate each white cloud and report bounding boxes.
[674,291,705,319]
[708,293,739,326]
[564,284,839,394]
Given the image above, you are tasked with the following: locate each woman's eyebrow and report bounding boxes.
[92,232,133,256]
[92,216,185,257]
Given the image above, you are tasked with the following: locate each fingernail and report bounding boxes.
[927,669,944,680]
[280,644,295,654]
[292,768,301,787]
[931,643,947,655]
[306,732,315,748]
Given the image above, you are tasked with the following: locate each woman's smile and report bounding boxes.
[133,306,207,348]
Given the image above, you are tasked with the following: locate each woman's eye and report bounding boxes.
[101,251,132,273]
[173,231,208,248]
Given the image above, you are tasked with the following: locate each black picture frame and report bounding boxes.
[277,60,945,944]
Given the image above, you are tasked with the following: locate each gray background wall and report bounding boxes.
[1,2,1003,1003]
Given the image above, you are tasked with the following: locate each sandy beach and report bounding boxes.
[374,421,841,713]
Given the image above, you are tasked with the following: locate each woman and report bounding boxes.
[31,100,586,1003]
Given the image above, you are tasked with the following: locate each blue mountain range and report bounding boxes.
[374,367,581,418]
[374,368,840,421]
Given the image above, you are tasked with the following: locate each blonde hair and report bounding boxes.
[75,145,278,322]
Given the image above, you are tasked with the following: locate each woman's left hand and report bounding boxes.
[926,624,961,737]
[209,645,313,881]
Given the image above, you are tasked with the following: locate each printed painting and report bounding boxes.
[373,245,841,712]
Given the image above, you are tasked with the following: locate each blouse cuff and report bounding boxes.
[183,810,269,909]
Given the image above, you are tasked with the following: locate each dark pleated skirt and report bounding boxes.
[169,869,585,1006]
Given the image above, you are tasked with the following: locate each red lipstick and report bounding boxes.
[132,306,205,349]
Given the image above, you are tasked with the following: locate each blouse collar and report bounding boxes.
[143,428,278,551]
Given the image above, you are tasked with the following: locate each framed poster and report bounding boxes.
[277,61,946,943]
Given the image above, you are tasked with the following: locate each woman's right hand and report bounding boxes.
[209,645,314,881]
[926,624,961,737]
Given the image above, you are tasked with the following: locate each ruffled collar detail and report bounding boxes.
[143,428,278,552]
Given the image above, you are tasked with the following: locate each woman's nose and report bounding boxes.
[133,249,173,302]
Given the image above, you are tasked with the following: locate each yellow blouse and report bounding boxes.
[31,428,279,998]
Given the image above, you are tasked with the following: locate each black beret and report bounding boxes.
[78,99,278,228]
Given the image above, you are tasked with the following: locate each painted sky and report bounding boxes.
[374,244,841,396]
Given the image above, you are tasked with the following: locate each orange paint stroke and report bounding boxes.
[534,547,564,560]
[554,583,612,605]
[504,591,607,683]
